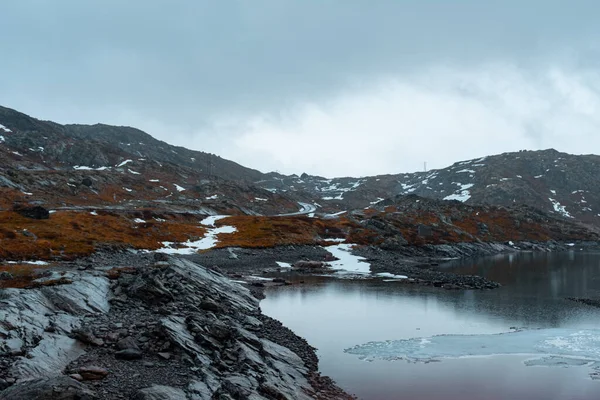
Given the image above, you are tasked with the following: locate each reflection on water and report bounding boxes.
[261,252,600,400]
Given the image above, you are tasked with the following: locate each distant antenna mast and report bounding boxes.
[424,162,427,172]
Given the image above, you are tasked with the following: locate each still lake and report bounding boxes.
[261,251,600,400]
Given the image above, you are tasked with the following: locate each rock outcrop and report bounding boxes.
[0,253,349,399]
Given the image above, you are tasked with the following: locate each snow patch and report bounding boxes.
[0,123,12,132]
[549,198,573,218]
[325,244,371,274]
[174,184,186,192]
[159,218,236,254]
[276,261,292,268]
[443,183,474,202]
[116,159,132,167]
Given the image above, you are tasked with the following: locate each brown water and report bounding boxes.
[261,252,600,400]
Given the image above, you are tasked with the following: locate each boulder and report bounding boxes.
[13,205,50,220]
[78,366,109,381]
[293,261,325,269]
[115,348,143,360]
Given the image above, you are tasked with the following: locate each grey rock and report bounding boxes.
[293,260,325,269]
[0,376,96,400]
[132,385,187,400]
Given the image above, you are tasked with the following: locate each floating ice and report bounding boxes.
[345,328,600,378]
[374,272,408,279]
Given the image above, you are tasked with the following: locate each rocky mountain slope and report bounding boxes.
[0,106,300,215]
[259,149,600,227]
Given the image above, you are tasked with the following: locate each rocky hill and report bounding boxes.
[258,149,600,227]
[0,106,300,215]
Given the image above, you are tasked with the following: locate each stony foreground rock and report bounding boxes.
[0,253,352,399]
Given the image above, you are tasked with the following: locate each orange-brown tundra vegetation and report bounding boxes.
[0,210,207,261]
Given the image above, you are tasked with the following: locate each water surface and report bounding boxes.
[261,252,600,400]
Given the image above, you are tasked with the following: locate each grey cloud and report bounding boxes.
[1,1,599,174]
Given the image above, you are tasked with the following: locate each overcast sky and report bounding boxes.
[2,1,600,177]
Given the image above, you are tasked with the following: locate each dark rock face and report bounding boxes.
[12,205,49,219]
[0,376,97,400]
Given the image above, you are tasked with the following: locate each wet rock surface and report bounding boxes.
[0,252,353,399]
[186,244,504,290]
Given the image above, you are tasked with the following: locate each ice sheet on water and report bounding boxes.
[345,328,600,378]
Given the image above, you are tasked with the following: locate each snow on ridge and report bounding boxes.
[0,135,5,143]
[73,166,93,170]
[0,124,12,133]
[128,169,141,175]
[456,169,476,174]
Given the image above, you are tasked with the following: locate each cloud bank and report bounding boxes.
[204,63,600,177]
